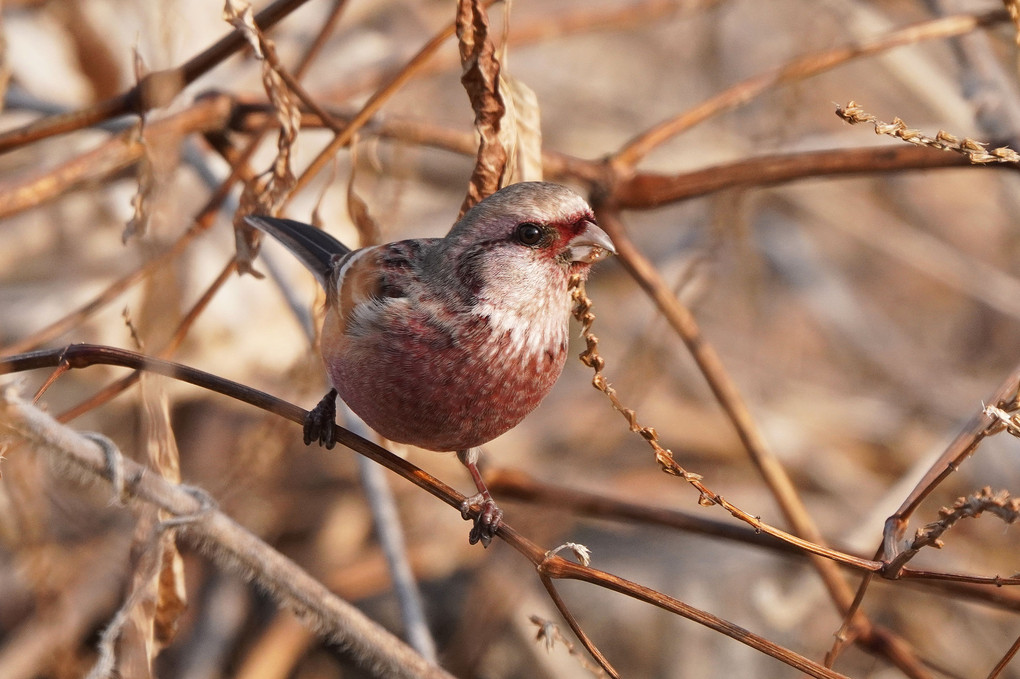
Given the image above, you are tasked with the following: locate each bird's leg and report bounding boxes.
[457,447,503,547]
[305,388,338,449]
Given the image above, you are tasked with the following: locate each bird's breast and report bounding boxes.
[320,298,569,452]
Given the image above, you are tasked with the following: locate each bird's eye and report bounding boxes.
[515,222,544,246]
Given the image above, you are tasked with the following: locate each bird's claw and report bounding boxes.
[305,389,338,449]
[460,493,503,548]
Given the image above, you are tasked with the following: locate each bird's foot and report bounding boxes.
[460,493,503,548]
[305,389,338,449]
[456,447,503,547]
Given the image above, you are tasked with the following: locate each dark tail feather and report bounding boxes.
[244,216,351,290]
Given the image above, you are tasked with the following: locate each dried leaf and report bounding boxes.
[456,0,508,217]
[223,0,263,57]
[506,76,543,182]
[347,139,380,247]
[124,51,154,243]
[227,0,300,274]
[139,360,186,648]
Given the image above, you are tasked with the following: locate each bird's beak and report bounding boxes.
[568,219,617,264]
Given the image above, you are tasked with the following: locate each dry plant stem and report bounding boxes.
[231,102,1005,209]
[836,101,1020,163]
[0,392,454,679]
[54,259,238,422]
[489,468,808,556]
[225,0,352,157]
[492,469,1020,599]
[587,209,933,679]
[1,4,347,357]
[584,211,861,572]
[534,552,850,679]
[826,571,874,668]
[537,576,618,679]
[285,0,498,205]
[0,0,316,155]
[883,365,1020,570]
[610,144,990,210]
[831,362,1020,667]
[896,488,1020,568]
[611,8,1009,170]
[0,94,234,221]
[986,632,1020,679]
[0,346,856,677]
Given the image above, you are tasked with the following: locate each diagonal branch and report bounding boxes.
[0,387,454,679]
[611,8,1009,171]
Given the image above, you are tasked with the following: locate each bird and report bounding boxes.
[245,181,615,546]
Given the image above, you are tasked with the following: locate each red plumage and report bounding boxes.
[246,181,615,545]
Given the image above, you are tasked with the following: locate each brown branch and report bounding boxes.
[0,387,456,679]
[285,1,499,207]
[490,468,1020,602]
[0,94,234,221]
[0,344,860,677]
[587,207,934,679]
[611,8,1010,170]
[538,575,618,679]
[228,100,1016,209]
[882,366,1020,569]
[54,259,238,422]
[0,0,315,155]
[536,551,850,679]
[610,144,1001,210]
[987,632,1020,679]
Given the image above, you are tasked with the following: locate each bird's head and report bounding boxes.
[436,182,616,306]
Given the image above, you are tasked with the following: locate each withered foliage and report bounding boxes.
[456,0,508,216]
[2,2,1020,679]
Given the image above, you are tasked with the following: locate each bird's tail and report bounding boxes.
[244,216,351,290]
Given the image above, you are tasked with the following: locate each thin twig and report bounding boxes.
[612,9,1009,170]
[986,631,1020,679]
[0,387,454,679]
[0,0,315,154]
[284,0,499,206]
[0,345,867,676]
[584,208,933,679]
[837,100,1020,163]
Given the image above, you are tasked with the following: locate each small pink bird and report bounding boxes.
[246,181,615,546]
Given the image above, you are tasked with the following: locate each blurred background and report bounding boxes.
[2,0,1020,677]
